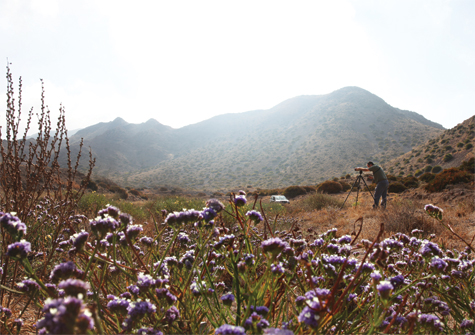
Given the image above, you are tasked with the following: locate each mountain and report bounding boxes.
[67,87,446,190]
[386,115,474,177]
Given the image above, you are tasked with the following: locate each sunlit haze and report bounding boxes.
[1,0,474,133]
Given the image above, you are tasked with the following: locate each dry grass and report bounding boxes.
[284,186,475,250]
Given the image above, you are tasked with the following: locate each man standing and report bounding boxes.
[355,161,389,209]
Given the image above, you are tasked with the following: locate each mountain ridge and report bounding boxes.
[65,86,447,190]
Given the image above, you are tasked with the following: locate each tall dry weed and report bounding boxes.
[378,198,441,236]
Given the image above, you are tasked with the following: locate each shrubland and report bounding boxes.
[0,68,474,335]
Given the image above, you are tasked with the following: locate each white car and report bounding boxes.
[270,195,290,204]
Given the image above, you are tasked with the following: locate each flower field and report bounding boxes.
[0,193,474,335]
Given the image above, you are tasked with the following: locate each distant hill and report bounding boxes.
[66,86,446,190]
[386,115,474,177]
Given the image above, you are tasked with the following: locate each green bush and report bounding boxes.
[419,172,435,183]
[431,165,443,174]
[443,153,453,162]
[424,165,433,173]
[401,176,419,188]
[316,180,343,194]
[339,181,351,192]
[414,169,423,177]
[425,167,473,192]
[283,186,308,199]
[386,174,398,181]
[457,142,464,148]
[87,180,98,191]
[465,143,473,150]
[458,157,474,172]
[388,182,407,193]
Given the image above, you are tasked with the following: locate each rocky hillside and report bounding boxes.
[386,115,474,177]
[66,86,445,191]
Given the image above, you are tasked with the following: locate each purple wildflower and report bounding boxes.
[0,213,27,238]
[246,210,264,224]
[90,217,120,239]
[215,324,246,335]
[127,285,140,296]
[107,296,130,315]
[206,199,225,213]
[126,224,143,240]
[418,314,443,332]
[164,306,180,324]
[36,297,94,334]
[298,306,321,329]
[1,307,12,318]
[261,237,288,258]
[50,261,82,283]
[264,328,295,335]
[233,195,247,207]
[119,212,132,225]
[177,232,191,244]
[7,240,31,259]
[420,241,443,257]
[140,236,154,246]
[165,209,202,226]
[424,204,443,219]
[430,257,448,273]
[58,279,90,298]
[126,300,156,322]
[16,278,41,294]
[221,294,235,306]
[376,280,393,299]
[271,262,285,274]
[136,273,156,291]
[70,230,89,250]
[202,207,217,222]
[338,235,352,244]
[371,271,382,282]
[389,274,405,289]
[460,319,474,329]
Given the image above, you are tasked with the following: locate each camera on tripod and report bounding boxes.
[339,168,375,209]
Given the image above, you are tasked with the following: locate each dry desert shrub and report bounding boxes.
[378,198,441,236]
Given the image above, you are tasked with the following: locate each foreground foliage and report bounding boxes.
[0,196,474,335]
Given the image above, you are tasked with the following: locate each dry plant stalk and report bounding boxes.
[0,64,95,300]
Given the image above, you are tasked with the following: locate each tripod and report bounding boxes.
[340,171,375,209]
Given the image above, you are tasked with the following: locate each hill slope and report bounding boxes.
[386,115,474,177]
[97,86,443,190]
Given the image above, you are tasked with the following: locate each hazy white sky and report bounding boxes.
[1,0,474,132]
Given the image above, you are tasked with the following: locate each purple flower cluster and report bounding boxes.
[50,261,83,283]
[90,216,120,238]
[126,224,143,240]
[221,293,235,306]
[6,240,31,259]
[202,207,217,222]
[418,313,444,332]
[215,324,246,335]
[424,204,443,219]
[261,237,288,257]
[57,279,90,298]
[36,297,94,334]
[233,195,247,207]
[107,296,130,315]
[246,210,264,224]
[205,198,225,213]
[16,278,41,293]
[165,209,202,226]
[0,213,27,238]
[70,230,89,250]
